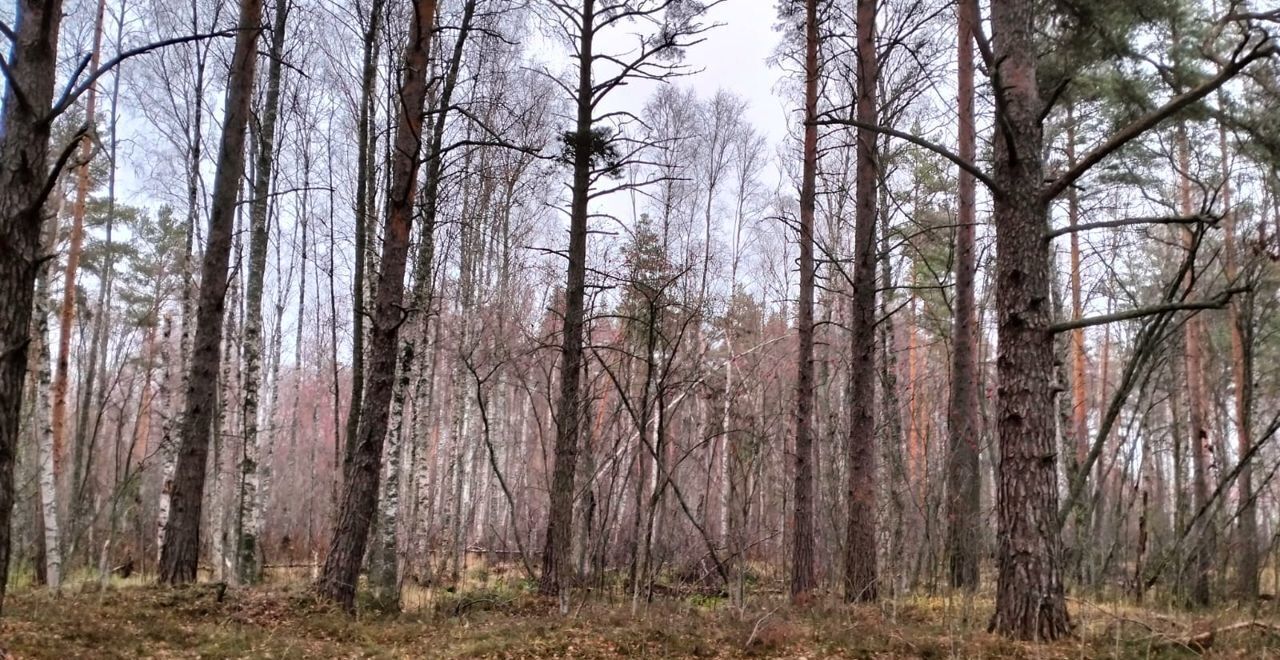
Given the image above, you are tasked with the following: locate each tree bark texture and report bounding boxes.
[988,0,1072,640]
[945,0,981,592]
[0,0,69,616]
[50,0,107,481]
[158,0,264,584]
[843,0,878,605]
[789,0,819,600]
[236,0,289,586]
[316,0,437,611]
[539,0,596,606]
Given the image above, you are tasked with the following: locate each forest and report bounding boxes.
[2,0,1280,656]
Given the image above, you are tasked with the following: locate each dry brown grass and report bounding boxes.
[2,576,1279,658]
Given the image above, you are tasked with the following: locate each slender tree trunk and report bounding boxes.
[156,9,209,563]
[345,0,385,465]
[1220,118,1256,602]
[843,0,879,604]
[158,0,264,584]
[1066,106,1089,492]
[371,341,412,607]
[210,227,244,581]
[1169,351,1188,598]
[405,0,475,580]
[630,309,661,610]
[906,293,921,522]
[789,0,819,601]
[539,0,596,608]
[34,217,60,590]
[878,180,909,593]
[1089,297,1114,585]
[76,0,127,567]
[988,0,1072,640]
[411,315,442,573]
[1063,105,1093,583]
[1177,124,1213,607]
[945,0,980,592]
[290,191,309,552]
[51,0,107,485]
[235,0,289,585]
[316,0,437,611]
[150,314,175,571]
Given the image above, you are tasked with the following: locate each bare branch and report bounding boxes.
[965,0,993,69]
[49,29,240,121]
[1049,287,1248,334]
[811,116,1001,194]
[30,123,92,216]
[1044,213,1217,240]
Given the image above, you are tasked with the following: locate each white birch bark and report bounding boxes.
[373,341,410,606]
[34,244,60,590]
[450,389,473,578]
[156,311,181,565]
[410,317,442,575]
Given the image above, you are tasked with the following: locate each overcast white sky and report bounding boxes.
[603,0,791,149]
[679,0,789,142]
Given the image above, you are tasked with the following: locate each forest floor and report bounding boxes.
[4,575,1280,658]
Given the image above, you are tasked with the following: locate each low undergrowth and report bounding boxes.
[2,577,1279,658]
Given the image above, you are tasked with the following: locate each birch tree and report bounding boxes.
[158,0,264,584]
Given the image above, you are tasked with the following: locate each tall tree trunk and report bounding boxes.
[630,308,662,610]
[76,0,126,567]
[371,340,412,607]
[316,0,437,611]
[156,2,210,563]
[400,0,475,585]
[789,0,819,601]
[1220,118,1256,602]
[34,217,60,590]
[1169,350,1188,598]
[0,0,69,616]
[539,0,596,608]
[51,0,107,487]
[235,0,289,586]
[1065,106,1089,494]
[210,224,244,581]
[287,209,308,551]
[945,0,980,592]
[344,0,385,466]
[843,0,878,604]
[988,0,1072,640]
[1177,124,1213,607]
[151,313,176,571]
[1063,105,1092,583]
[878,181,908,593]
[158,0,264,584]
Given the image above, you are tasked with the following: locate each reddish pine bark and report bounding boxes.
[50,0,107,478]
